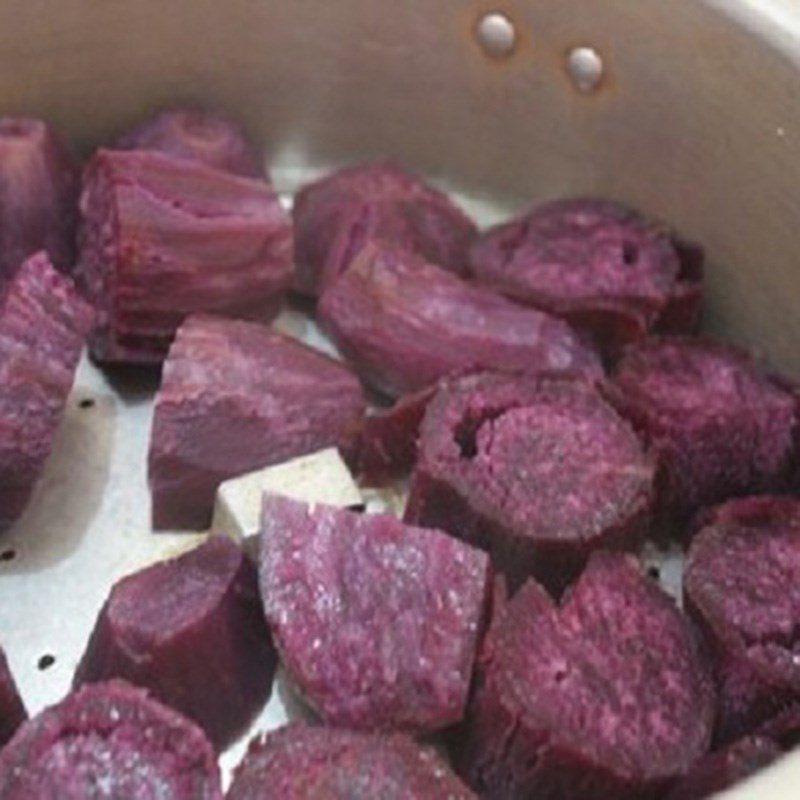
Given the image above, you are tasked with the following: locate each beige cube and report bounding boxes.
[210,448,362,542]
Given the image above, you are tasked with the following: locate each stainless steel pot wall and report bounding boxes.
[2,0,798,370]
[1,1,799,795]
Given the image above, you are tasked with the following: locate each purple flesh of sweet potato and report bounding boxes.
[77,148,292,364]
[115,108,264,178]
[318,243,602,397]
[293,161,476,296]
[608,337,798,528]
[405,372,655,592]
[0,252,93,530]
[0,645,26,748]
[468,198,703,353]
[0,680,222,799]
[259,495,491,733]
[354,383,436,485]
[461,552,714,800]
[148,314,365,530]
[228,723,476,799]
[73,536,275,749]
[0,118,79,278]
[684,496,800,743]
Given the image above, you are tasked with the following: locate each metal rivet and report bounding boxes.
[567,46,604,93]
[476,12,517,59]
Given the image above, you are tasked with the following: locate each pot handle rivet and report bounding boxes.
[567,46,604,92]
[475,12,517,59]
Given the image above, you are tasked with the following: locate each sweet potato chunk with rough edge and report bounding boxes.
[148,314,364,530]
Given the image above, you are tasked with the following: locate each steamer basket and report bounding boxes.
[0,1,798,795]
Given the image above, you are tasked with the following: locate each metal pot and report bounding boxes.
[0,1,798,795]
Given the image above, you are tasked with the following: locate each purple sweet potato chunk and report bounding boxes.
[0,118,79,278]
[684,496,800,743]
[755,703,800,749]
[0,252,93,530]
[354,383,436,485]
[468,198,703,353]
[260,495,491,732]
[77,148,292,364]
[0,680,222,799]
[0,645,26,748]
[73,536,274,749]
[318,243,602,397]
[461,552,714,799]
[608,337,797,527]
[664,735,781,800]
[115,108,264,178]
[149,314,365,530]
[293,161,476,296]
[228,723,476,799]
[405,372,655,592]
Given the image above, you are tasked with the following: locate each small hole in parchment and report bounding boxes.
[37,654,56,671]
[0,548,15,562]
[78,398,95,409]
[647,566,661,580]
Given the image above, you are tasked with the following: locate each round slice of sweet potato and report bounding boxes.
[406,372,654,591]
[461,552,714,799]
[469,198,702,353]
[0,680,222,799]
[608,337,797,529]
[228,723,475,799]
[684,496,800,742]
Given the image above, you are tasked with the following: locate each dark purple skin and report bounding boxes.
[664,736,781,800]
[0,646,26,748]
[0,118,79,278]
[148,314,365,530]
[684,496,800,744]
[292,161,477,296]
[318,242,602,398]
[115,108,265,178]
[405,372,655,592]
[608,337,798,529]
[0,680,222,799]
[228,723,476,799]
[260,495,491,733]
[461,552,715,800]
[0,252,93,530]
[73,536,275,749]
[468,198,704,354]
[755,703,800,749]
[354,383,436,485]
[77,148,293,365]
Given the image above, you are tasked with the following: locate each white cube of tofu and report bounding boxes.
[210,448,362,541]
